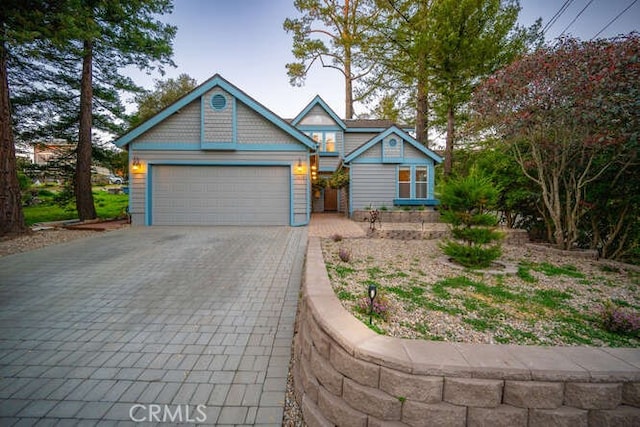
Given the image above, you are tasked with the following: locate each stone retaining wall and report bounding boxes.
[292,237,640,426]
[352,209,441,224]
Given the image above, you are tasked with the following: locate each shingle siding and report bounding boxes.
[344,133,378,155]
[136,101,200,143]
[203,88,233,142]
[236,101,299,144]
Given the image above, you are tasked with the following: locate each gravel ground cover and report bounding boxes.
[322,237,640,347]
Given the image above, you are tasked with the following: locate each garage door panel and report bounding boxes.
[152,165,289,225]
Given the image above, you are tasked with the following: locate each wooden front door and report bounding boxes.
[324,187,338,211]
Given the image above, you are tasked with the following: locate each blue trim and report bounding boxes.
[114,74,315,150]
[146,165,152,226]
[346,126,415,133]
[201,142,237,150]
[297,125,343,132]
[291,95,346,129]
[318,165,336,172]
[394,199,440,206]
[131,142,308,152]
[319,151,340,157]
[344,126,443,164]
[210,93,227,110]
[232,97,237,143]
[350,157,433,165]
[289,167,294,226]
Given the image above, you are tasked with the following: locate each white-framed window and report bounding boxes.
[398,167,411,199]
[306,131,337,153]
[397,166,428,199]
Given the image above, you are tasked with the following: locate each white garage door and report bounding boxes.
[152,165,290,225]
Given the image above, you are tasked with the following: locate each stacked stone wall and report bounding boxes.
[293,237,640,426]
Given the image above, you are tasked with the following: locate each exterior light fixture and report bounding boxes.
[132,157,141,172]
[295,159,306,174]
[311,164,317,171]
[368,284,377,324]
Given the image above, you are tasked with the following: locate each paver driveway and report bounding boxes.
[0,226,307,426]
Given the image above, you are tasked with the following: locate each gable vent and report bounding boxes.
[211,94,227,111]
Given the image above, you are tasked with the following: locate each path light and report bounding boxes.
[368,284,377,325]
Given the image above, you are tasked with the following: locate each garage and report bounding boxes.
[151,165,290,226]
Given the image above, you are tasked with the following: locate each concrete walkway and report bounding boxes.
[307,213,366,238]
[0,226,306,426]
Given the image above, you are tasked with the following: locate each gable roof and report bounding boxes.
[290,95,347,130]
[113,74,316,150]
[343,126,443,164]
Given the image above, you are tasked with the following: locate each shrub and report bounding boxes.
[438,168,503,268]
[356,294,390,321]
[331,233,343,242]
[338,247,351,263]
[599,302,640,335]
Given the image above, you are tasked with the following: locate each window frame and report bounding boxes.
[396,165,429,200]
[305,131,338,154]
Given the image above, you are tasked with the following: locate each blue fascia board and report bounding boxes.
[296,125,343,132]
[344,126,443,164]
[114,74,316,151]
[201,142,237,150]
[291,95,347,129]
[393,198,440,206]
[132,142,308,152]
[318,151,340,157]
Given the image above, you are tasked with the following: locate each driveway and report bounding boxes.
[0,226,307,426]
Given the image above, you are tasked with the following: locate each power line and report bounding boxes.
[559,0,594,37]
[543,0,575,35]
[592,0,638,39]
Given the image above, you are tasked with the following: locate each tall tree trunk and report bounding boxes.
[444,103,454,177]
[0,36,29,237]
[344,48,353,119]
[75,38,96,221]
[415,46,429,147]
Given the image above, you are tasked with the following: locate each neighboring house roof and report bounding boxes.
[290,95,347,130]
[113,74,316,150]
[343,125,443,164]
[344,119,396,128]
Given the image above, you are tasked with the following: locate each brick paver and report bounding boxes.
[308,213,366,238]
[0,226,307,426]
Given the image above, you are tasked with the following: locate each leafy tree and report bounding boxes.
[472,35,640,254]
[11,0,176,221]
[0,1,62,236]
[283,0,376,119]
[130,73,197,128]
[438,168,503,268]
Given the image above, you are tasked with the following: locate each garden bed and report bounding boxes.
[321,237,640,347]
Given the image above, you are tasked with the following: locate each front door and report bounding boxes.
[324,187,338,211]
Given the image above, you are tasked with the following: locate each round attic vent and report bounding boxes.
[389,138,397,147]
[211,94,227,111]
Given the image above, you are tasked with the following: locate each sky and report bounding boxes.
[124,0,640,120]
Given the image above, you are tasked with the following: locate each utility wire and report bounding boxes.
[559,0,594,37]
[543,0,575,35]
[592,0,638,39]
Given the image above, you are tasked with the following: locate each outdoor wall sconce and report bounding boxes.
[132,157,141,172]
[368,284,377,324]
[295,159,306,175]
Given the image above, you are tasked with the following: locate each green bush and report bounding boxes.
[438,168,503,268]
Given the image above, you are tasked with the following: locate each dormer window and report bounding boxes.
[307,131,337,153]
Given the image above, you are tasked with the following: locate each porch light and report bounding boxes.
[132,157,141,172]
[295,159,306,174]
[368,284,377,324]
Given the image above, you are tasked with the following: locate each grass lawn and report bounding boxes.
[322,238,640,347]
[23,187,128,225]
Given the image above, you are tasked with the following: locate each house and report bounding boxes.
[291,96,443,217]
[114,74,442,226]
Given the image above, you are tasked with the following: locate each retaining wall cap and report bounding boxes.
[305,237,640,383]
[453,343,531,380]
[403,340,474,377]
[555,347,640,382]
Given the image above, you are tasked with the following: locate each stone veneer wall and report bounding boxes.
[352,209,441,224]
[292,237,640,427]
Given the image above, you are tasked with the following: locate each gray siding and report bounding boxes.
[344,132,377,155]
[318,155,341,172]
[404,143,431,161]
[358,143,382,160]
[350,164,396,211]
[136,101,200,143]
[299,105,338,126]
[203,88,233,142]
[293,174,309,224]
[236,101,299,144]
